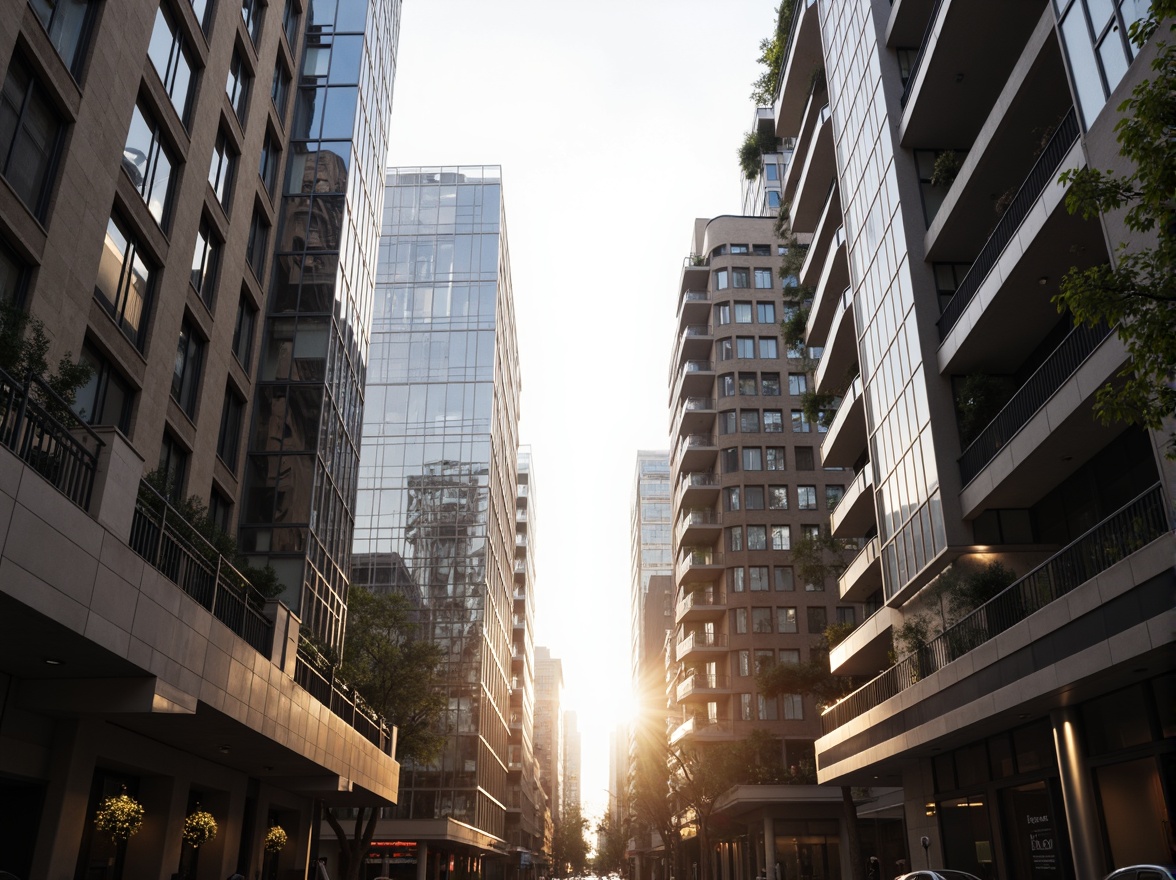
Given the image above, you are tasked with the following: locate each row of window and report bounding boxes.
[724,484,845,512]
[715,301,777,324]
[714,268,776,291]
[731,605,828,635]
[717,371,826,397]
[721,445,831,473]
[718,337,780,360]
[727,523,823,552]
[738,692,803,722]
[718,408,827,434]
[710,243,777,258]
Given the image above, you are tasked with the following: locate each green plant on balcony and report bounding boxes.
[930,150,963,189]
[799,388,837,429]
[750,1,796,104]
[688,252,707,266]
[891,561,1015,661]
[739,128,781,181]
[0,300,92,415]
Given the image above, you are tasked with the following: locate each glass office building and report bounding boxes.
[353,167,521,855]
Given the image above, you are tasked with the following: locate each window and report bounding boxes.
[734,301,753,322]
[789,373,808,395]
[758,337,778,359]
[736,336,755,358]
[740,409,759,432]
[737,651,750,676]
[259,127,281,194]
[797,485,817,510]
[753,268,773,289]
[719,373,735,397]
[711,244,727,258]
[771,525,790,550]
[217,387,245,468]
[94,215,153,347]
[761,373,781,395]
[751,607,773,633]
[124,100,180,227]
[779,649,800,665]
[734,608,748,634]
[29,0,97,76]
[724,486,741,511]
[190,0,213,31]
[774,566,794,591]
[718,338,733,361]
[208,487,232,533]
[781,694,803,720]
[722,447,739,473]
[763,410,783,432]
[283,0,300,47]
[246,206,270,278]
[74,342,133,432]
[745,486,764,509]
[720,410,737,434]
[171,318,204,416]
[190,217,220,306]
[226,46,251,123]
[730,243,749,254]
[209,127,236,212]
[0,56,64,218]
[826,485,845,510]
[742,447,762,471]
[158,432,189,500]
[232,294,256,368]
[767,191,781,209]
[271,63,291,121]
[777,607,797,633]
[754,649,775,673]
[836,607,856,627]
[147,3,195,124]
[729,566,745,592]
[792,410,812,432]
[802,524,820,541]
[769,485,788,509]
[757,301,776,323]
[757,694,778,721]
[752,243,772,256]
[765,447,786,470]
[795,446,815,470]
[807,606,827,634]
[738,373,757,395]
[728,526,743,552]
[242,0,264,43]
[747,525,767,550]
[732,267,750,288]
[714,269,729,290]
[749,565,770,591]
[0,238,26,305]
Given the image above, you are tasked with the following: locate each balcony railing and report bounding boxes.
[937,107,1080,339]
[129,480,274,655]
[683,359,713,374]
[679,472,720,492]
[293,638,395,756]
[899,0,946,107]
[682,324,712,340]
[821,483,1169,734]
[676,588,725,617]
[958,321,1113,485]
[678,631,729,651]
[680,290,709,307]
[0,367,103,511]
[677,673,731,699]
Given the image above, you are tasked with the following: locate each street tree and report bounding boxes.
[593,808,631,878]
[552,805,591,878]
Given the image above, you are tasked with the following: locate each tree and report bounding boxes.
[322,588,447,880]
[0,300,92,414]
[751,3,796,104]
[629,747,685,880]
[593,808,630,878]
[1055,3,1176,456]
[552,805,590,878]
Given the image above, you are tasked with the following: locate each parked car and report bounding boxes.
[896,872,982,880]
[1103,868,1176,880]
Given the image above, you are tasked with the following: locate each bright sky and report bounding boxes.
[386,0,776,824]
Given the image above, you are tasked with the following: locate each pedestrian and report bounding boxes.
[867,856,880,880]
[893,858,907,879]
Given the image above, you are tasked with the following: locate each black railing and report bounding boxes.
[937,107,1080,339]
[959,321,1113,485]
[293,639,395,756]
[821,483,1169,734]
[899,0,947,107]
[772,0,818,106]
[129,480,273,654]
[0,367,103,510]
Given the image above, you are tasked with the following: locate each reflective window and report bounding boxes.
[757,301,775,322]
[747,525,767,550]
[719,373,735,397]
[147,3,195,125]
[190,216,220,307]
[158,432,188,500]
[789,373,807,395]
[725,486,740,511]
[189,0,212,32]
[752,606,772,632]
[774,566,794,591]
[736,336,755,358]
[759,337,778,359]
[745,486,765,510]
[123,102,175,227]
[749,565,770,590]
[0,56,64,218]
[242,0,264,43]
[732,268,750,289]
[283,0,301,48]
[171,318,204,417]
[754,268,773,289]
[740,409,759,433]
[734,301,753,323]
[217,387,245,468]
[94,215,152,347]
[259,127,281,194]
[769,485,788,509]
[246,206,270,279]
[714,302,730,324]
[782,694,803,719]
[74,341,133,433]
[29,0,97,76]
[232,294,256,368]
[729,566,744,591]
[272,63,292,122]
[734,607,748,634]
[826,485,845,509]
[738,372,757,395]
[798,485,817,510]
[776,607,797,633]
[771,525,790,550]
[742,447,762,470]
[761,373,781,396]
[226,46,251,123]
[714,268,729,290]
[208,488,232,533]
[730,244,749,255]
[765,164,779,182]
[757,694,778,721]
[791,410,811,433]
[1056,0,1140,129]
[719,410,736,434]
[765,447,786,470]
[763,410,783,432]
[209,127,236,212]
[718,338,733,361]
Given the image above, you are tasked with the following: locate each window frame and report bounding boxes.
[0,54,65,219]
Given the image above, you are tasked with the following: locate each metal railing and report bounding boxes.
[129,480,274,654]
[900,0,947,107]
[937,108,1080,338]
[821,483,1169,734]
[293,639,395,756]
[677,673,731,700]
[682,324,713,339]
[676,588,726,618]
[678,631,729,651]
[0,367,103,511]
[958,321,1113,485]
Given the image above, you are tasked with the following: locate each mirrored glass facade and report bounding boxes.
[354,167,521,840]
[242,0,402,651]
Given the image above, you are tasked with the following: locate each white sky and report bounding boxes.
[386,0,776,824]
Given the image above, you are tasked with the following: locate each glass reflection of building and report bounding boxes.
[353,167,521,870]
[241,0,402,653]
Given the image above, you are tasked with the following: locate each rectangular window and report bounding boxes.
[747,525,767,551]
[190,217,220,307]
[734,607,748,634]
[752,244,771,256]
[728,526,743,552]
[807,606,828,634]
[217,388,245,469]
[74,341,133,433]
[763,410,783,432]
[724,486,740,510]
[737,650,750,676]
[836,606,856,627]
[761,373,781,396]
[767,190,781,209]
[171,318,204,417]
[765,447,786,470]
[147,3,195,124]
[94,215,153,347]
[226,45,252,123]
[826,485,845,509]
[736,336,755,358]
[754,268,773,289]
[259,127,281,194]
[734,301,753,322]
[792,410,812,433]
[771,525,790,550]
[232,294,256,368]
[158,432,188,501]
[30,0,97,76]
[722,447,739,473]
[729,566,745,592]
[714,269,729,290]
[758,337,778,358]
[757,301,776,322]
[745,486,764,509]
[749,565,770,591]
[208,487,232,533]
[123,102,176,227]
[719,410,737,434]
[0,238,26,305]
[730,244,749,254]
[757,694,778,721]
[802,524,821,541]
[738,372,757,395]
[242,0,264,43]
[768,485,788,509]
[774,566,794,591]
[779,649,800,665]
[754,649,775,673]
[209,128,237,213]
[246,207,270,279]
[740,409,759,432]
[718,338,733,361]
[732,268,750,289]
[714,302,730,324]
[740,693,752,720]
[719,373,735,397]
[742,447,762,471]
[781,694,803,720]
[777,607,797,633]
[272,63,291,122]
[751,607,773,633]
[283,0,300,47]
[797,485,817,510]
[795,446,815,470]
[788,373,808,395]
[0,56,64,218]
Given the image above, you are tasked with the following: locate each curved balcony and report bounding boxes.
[677,673,732,703]
[791,106,834,231]
[829,467,875,539]
[669,716,733,746]
[673,359,715,401]
[672,397,717,442]
[675,324,714,367]
[814,287,856,395]
[838,535,882,603]
[798,184,842,288]
[820,375,865,469]
[804,226,848,347]
[773,0,822,139]
[675,433,717,473]
[675,585,727,622]
[676,631,730,663]
[678,289,710,327]
[676,508,722,545]
[680,259,710,294]
[677,472,721,509]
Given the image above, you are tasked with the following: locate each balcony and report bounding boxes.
[675,433,718,473]
[678,289,711,327]
[676,508,722,545]
[676,631,729,663]
[813,287,856,395]
[790,107,834,231]
[838,535,882,603]
[680,257,710,294]
[820,375,865,469]
[674,323,714,367]
[672,397,717,442]
[772,0,822,139]
[828,606,903,677]
[675,586,727,622]
[676,548,724,588]
[669,716,733,746]
[821,484,1170,735]
[798,184,842,288]
[677,472,721,508]
[829,467,875,539]
[672,359,715,401]
[804,226,848,347]
[676,672,731,703]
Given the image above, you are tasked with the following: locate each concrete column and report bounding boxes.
[762,815,774,880]
[1051,707,1105,880]
[87,426,144,542]
[266,600,300,676]
[417,841,429,880]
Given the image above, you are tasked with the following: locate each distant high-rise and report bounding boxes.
[534,646,565,832]
[563,710,582,815]
[352,166,522,875]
